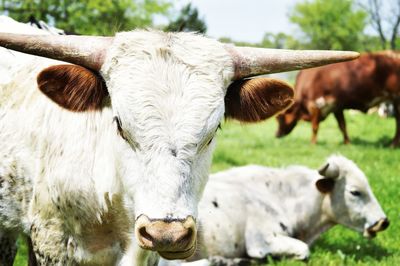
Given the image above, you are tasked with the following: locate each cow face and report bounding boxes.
[275,102,300,138]
[317,156,389,238]
[36,31,294,258]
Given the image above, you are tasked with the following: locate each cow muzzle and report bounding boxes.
[135,215,197,260]
[364,218,390,238]
[275,129,286,138]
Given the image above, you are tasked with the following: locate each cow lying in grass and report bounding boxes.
[160,155,389,266]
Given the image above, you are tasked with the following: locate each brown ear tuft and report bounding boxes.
[37,64,108,112]
[316,178,335,194]
[225,77,294,122]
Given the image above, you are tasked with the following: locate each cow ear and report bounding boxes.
[316,178,335,193]
[37,64,108,112]
[316,162,340,193]
[225,78,294,122]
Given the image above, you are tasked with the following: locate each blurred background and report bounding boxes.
[2,0,398,84]
[0,0,398,51]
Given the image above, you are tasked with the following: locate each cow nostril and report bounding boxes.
[139,226,154,243]
[381,218,390,230]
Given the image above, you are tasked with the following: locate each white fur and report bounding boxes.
[0,30,235,264]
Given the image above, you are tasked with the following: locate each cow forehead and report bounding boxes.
[101,30,234,88]
[328,156,369,188]
[100,31,232,147]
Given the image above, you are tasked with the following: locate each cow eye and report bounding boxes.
[350,190,362,197]
[206,124,221,146]
[113,116,128,141]
[198,124,221,151]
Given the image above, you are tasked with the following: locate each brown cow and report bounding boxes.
[276,51,400,146]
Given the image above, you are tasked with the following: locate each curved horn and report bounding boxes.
[0,33,113,71]
[226,45,360,80]
[318,162,340,179]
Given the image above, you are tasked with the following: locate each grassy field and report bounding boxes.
[14,112,399,265]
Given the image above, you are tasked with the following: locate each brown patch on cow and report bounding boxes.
[225,77,294,122]
[37,64,108,112]
[316,178,335,193]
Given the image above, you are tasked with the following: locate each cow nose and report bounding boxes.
[368,217,390,233]
[380,218,390,231]
[135,215,196,259]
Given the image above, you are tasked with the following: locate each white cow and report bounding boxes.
[0,28,358,265]
[160,155,389,266]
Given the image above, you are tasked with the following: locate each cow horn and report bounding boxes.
[0,33,113,71]
[226,45,360,80]
[318,162,340,179]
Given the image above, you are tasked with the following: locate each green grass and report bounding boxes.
[13,112,400,265]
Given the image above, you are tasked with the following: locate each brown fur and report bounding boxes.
[37,64,108,112]
[276,52,400,146]
[225,78,294,122]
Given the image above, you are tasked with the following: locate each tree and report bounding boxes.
[165,3,206,33]
[0,0,171,35]
[290,0,367,50]
[261,32,303,49]
[360,34,386,51]
[358,0,400,50]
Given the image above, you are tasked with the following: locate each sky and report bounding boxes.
[165,0,302,43]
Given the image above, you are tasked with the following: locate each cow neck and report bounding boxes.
[292,191,335,245]
[305,194,336,245]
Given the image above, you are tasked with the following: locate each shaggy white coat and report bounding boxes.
[0,30,235,265]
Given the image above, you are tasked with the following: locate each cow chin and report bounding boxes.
[158,240,197,260]
[363,229,377,239]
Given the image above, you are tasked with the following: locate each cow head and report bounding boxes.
[0,31,359,259]
[316,155,389,238]
[275,102,301,138]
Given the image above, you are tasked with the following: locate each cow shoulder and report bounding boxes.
[37,64,108,112]
[225,77,294,122]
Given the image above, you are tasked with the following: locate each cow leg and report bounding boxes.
[30,218,76,266]
[0,230,18,266]
[245,225,309,261]
[391,98,400,147]
[257,234,309,261]
[27,235,38,266]
[310,108,321,144]
[209,256,252,266]
[334,110,350,144]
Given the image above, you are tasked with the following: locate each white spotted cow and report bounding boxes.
[0,29,358,265]
[160,155,389,266]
